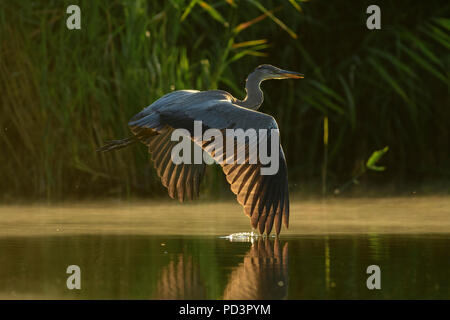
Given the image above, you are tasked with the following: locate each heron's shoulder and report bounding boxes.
[188,89,234,102]
[129,89,237,125]
[155,89,200,103]
[133,90,199,115]
[162,89,231,99]
[150,89,231,107]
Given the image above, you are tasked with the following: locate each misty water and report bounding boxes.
[0,197,449,299]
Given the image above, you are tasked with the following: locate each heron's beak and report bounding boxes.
[278,69,304,79]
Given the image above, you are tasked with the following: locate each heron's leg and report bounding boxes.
[97,137,137,152]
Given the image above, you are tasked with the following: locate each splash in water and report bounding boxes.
[221,232,275,243]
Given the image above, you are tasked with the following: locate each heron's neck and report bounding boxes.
[238,72,264,110]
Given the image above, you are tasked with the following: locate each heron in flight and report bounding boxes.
[98,64,304,235]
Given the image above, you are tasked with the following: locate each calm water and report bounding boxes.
[0,197,449,299]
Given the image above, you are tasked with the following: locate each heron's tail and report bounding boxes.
[97,137,137,152]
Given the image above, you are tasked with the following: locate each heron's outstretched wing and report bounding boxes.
[129,91,289,235]
[133,125,205,201]
[128,90,205,202]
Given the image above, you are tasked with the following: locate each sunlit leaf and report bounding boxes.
[247,0,298,39]
[232,39,268,49]
[323,116,328,146]
[233,7,282,34]
[228,49,267,63]
[225,0,237,7]
[180,0,199,22]
[288,0,302,12]
[199,1,229,27]
[366,146,389,171]
[245,50,268,57]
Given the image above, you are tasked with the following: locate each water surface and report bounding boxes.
[0,197,448,299]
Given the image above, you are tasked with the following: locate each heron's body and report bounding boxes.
[98,65,303,235]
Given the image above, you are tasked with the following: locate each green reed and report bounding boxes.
[0,0,448,201]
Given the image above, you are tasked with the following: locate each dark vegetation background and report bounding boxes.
[0,0,449,201]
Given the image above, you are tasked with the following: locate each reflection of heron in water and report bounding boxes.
[152,238,289,300]
[98,65,304,235]
[223,238,289,300]
[153,255,205,300]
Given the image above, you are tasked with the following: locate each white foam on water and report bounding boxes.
[220,232,275,243]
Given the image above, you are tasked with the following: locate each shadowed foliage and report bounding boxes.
[0,0,448,201]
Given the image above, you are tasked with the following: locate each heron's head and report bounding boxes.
[253,64,304,80]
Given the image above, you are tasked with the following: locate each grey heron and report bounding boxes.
[98,64,304,235]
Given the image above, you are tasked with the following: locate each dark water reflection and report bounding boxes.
[154,239,288,300]
[0,234,448,299]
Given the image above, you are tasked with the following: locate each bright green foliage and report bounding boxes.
[366,146,389,172]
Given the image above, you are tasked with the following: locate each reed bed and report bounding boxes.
[0,0,448,200]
